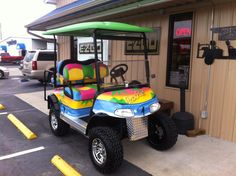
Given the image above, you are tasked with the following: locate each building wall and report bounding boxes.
[113,1,236,142]
[32,39,47,50]
[0,37,33,55]
[55,0,236,142]
[56,0,75,59]
[190,2,236,142]
[57,36,71,60]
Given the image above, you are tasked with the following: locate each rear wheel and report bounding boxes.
[148,113,178,151]
[49,107,70,136]
[0,70,4,79]
[88,127,123,174]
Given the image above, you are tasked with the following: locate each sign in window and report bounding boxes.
[166,12,193,89]
[125,27,160,55]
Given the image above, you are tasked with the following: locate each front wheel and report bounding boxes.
[88,127,123,174]
[148,113,178,151]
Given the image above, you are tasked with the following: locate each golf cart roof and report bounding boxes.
[43,22,153,36]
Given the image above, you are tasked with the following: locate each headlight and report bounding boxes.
[150,102,161,113]
[114,109,134,117]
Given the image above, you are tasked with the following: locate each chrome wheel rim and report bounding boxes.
[0,72,3,78]
[51,112,58,130]
[92,138,107,165]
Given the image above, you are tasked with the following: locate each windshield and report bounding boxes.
[24,51,35,62]
[99,38,148,88]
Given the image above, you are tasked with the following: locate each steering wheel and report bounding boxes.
[110,64,128,84]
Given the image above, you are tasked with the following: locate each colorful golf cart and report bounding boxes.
[44,22,178,173]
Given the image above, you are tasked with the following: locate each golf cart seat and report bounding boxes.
[58,59,108,101]
[64,84,98,101]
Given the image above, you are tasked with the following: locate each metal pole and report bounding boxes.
[142,33,150,85]
[93,31,101,92]
[53,35,57,88]
[101,39,103,61]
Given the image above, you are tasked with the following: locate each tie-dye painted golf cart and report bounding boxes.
[43,22,177,174]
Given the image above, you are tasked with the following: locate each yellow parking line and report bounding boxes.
[0,104,5,110]
[51,155,82,176]
[7,114,37,140]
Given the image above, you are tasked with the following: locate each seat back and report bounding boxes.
[54,59,80,85]
[56,59,108,84]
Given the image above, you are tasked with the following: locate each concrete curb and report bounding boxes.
[51,155,81,176]
[0,104,5,110]
[7,114,37,140]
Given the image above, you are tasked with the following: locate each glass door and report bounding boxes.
[166,12,193,88]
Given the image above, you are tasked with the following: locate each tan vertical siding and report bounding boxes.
[191,2,236,139]
[56,0,236,142]
[56,0,76,60]
[110,2,236,142]
[220,61,236,141]
[58,36,71,60]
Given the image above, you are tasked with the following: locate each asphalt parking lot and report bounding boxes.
[0,65,151,176]
[0,94,150,176]
[0,64,48,95]
[1,64,236,176]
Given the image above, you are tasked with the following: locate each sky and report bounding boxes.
[0,0,55,39]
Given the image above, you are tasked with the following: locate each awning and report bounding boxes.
[0,45,7,52]
[26,0,196,31]
[16,43,26,50]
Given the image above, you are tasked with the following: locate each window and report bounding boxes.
[166,12,193,88]
[74,37,109,62]
[37,52,55,61]
[24,51,35,62]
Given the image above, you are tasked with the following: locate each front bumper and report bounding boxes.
[3,71,9,78]
[21,69,44,80]
[126,116,148,141]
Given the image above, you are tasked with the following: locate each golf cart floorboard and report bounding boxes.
[60,112,88,134]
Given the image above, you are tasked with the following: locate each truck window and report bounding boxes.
[37,52,55,61]
[24,52,36,62]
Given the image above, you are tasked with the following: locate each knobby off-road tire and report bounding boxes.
[148,113,178,151]
[88,127,123,174]
[49,107,70,136]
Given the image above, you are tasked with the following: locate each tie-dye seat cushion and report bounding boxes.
[64,84,97,101]
[56,59,108,101]
[62,62,108,81]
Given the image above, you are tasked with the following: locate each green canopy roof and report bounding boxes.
[43,22,153,36]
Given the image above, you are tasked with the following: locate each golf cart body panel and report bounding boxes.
[44,21,159,138]
[44,21,177,173]
[93,87,158,117]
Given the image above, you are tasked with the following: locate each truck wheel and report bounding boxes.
[49,108,70,136]
[0,70,4,79]
[148,113,178,151]
[38,80,44,84]
[88,127,123,174]
[48,68,54,83]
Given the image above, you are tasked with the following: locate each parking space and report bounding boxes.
[0,64,52,95]
[0,65,150,175]
[0,94,151,176]
[1,65,236,176]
